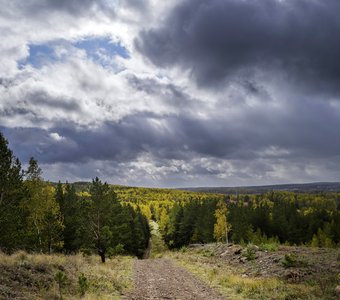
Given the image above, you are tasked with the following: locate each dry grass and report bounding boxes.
[168,245,339,300]
[0,251,133,299]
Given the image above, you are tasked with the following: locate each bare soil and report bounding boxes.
[128,258,226,300]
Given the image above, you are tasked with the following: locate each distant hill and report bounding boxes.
[52,181,340,195]
[52,181,224,203]
[181,182,340,194]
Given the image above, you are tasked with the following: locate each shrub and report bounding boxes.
[281,254,297,268]
[78,273,90,296]
[281,253,307,268]
[242,245,257,261]
[180,246,188,253]
[54,271,67,299]
[259,242,279,252]
[202,249,214,257]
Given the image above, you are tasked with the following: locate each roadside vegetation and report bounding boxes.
[168,244,340,299]
[0,251,133,299]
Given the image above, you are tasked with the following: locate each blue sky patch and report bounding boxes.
[18,43,57,69]
[17,37,129,70]
[74,36,130,66]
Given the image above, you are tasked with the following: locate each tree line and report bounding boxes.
[2,130,339,257]
[156,193,340,249]
[0,132,149,261]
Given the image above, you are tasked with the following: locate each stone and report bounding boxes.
[335,285,340,296]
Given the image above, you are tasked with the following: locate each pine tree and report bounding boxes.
[62,183,81,252]
[88,177,116,262]
[55,181,65,215]
[0,132,25,252]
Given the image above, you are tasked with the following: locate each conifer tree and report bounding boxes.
[88,177,116,262]
[0,132,25,252]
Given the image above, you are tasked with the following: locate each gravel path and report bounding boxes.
[128,258,226,300]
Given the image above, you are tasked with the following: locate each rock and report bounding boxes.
[284,270,301,283]
[239,257,247,263]
[335,286,340,296]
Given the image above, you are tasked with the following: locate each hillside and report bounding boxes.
[168,243,340,299]
[70,181,340,195]
[182,182,340,194]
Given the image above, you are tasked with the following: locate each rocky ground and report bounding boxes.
[128,258,226,300]
[169,244,340,299]
[199,243,340,283]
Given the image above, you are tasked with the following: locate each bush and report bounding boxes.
[180,246,188,253]
[259,242,279,252]
[54,271,67,299]
[107,244,126,257]
[242,245,257,261]
[281,253,307,268]
[202,249,214,257]
[281,254,297,268]
[78,273,90,296]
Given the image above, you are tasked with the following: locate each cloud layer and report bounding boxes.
[1,0,340,187]
[137,0,340,91]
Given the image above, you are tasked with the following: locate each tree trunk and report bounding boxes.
[98,248,105,263]
[34,218,43,253]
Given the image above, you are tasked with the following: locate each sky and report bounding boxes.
[1,0,340,187]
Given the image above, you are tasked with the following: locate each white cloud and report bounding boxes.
[1,0,340,187]
[49,132,65,141]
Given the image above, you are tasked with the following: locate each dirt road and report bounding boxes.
[128,258,225,300]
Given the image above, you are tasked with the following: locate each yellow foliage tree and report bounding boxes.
[25,158,64,253]
[214,200,231,244]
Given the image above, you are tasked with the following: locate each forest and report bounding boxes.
[1,131,339,263]
[0,133,150,261]
[157,193,340,249]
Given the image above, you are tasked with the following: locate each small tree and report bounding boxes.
[87,177,116,263]
[214,200,232,244]
[54,271,67,300]
[78,273,90,296]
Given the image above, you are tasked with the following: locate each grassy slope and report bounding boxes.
[0,251,133,299]
[168,244,340,300]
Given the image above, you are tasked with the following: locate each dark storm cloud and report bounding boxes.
[136,0,340,89]
[4,92,340,168]
[127,74,202,109]
[28,90,81,111]
[2,0,150,20]
[0,90,81,125]
[22,0,114,16]
[125,0,149,12]
[35,0,97,13]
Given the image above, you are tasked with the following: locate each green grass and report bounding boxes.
[167,247,334,300]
